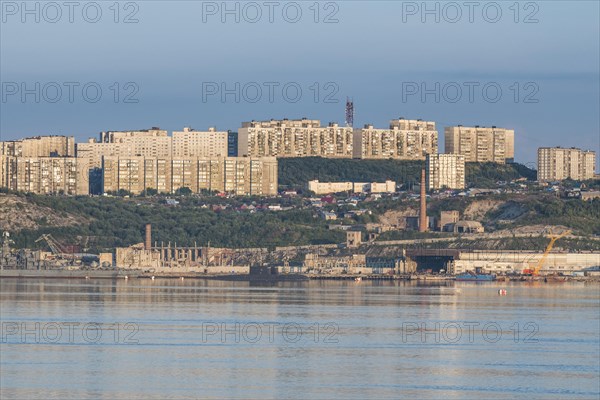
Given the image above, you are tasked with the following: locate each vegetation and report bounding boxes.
[465,162,536,188]
[2,176,598,254]
[8,195,344,252]
[493,195,600,236]
[278,158,536,189]
[278,158,424,189]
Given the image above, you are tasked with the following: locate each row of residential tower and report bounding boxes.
[0,117,596,195]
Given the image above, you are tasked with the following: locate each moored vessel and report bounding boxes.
[455,271,496,282]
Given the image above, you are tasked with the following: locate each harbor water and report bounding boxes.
[1,279,599,399]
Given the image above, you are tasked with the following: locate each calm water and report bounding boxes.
[1,279,599,400]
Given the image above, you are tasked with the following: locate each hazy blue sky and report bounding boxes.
[1,1,598,167]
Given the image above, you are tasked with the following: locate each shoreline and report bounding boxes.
[1,269,599,283]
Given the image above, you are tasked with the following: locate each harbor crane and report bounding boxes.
[35,234,76,260]
[523,229,572,276]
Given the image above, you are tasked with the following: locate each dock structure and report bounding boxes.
[115,233,267,272]
[117,223,241,270]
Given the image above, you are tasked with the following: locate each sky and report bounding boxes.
[1,0,599,168]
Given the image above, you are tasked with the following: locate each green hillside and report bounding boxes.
[278,158,536,189]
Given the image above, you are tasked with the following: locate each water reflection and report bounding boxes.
[1,279,598,399]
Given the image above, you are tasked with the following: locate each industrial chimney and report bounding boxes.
[145,224,152,251]
[419,169,427,232]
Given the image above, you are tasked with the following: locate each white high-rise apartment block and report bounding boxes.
[237,118,353,158]
[537,147,596,181]
[1,135,75,157]
[77,128,172,170]
[172,127,228,158]
[76,127,230,191]
[101,156,278,196]
[445,126,514,164]
[426,154,466,190]
[0,156,80,194]
[353,118,438,160]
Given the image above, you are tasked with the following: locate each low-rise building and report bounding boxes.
[346,231,362,247]
[303,252,416,275]
[580,191,600,201]
[308,180,396,195]
[309,180,353,194]
[320,211,338,220]
[367,181,397,193]
[439,211,460,231]
[448,251,600,275]
[452,221,484,234]
[303,253,368,274]
[405,216,436,231]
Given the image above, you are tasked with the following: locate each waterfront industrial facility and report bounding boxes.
[2,216,599,280]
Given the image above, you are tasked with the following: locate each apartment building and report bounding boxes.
[237,119,353,158]
[0,135,85,194]
[102,156,278,196]
[0,136,75,157]
[77,127,229,194]
[100,128,168,143]
[0,155,80,194]
[0,129,274,196]
[353,118,438,159]
[78,127,230,168]
[78,129,172,169]
[426,154,466,190]
[445,126,514,163]
[172,127,228,158]
[537,147,596,181]
[228,131,238,156]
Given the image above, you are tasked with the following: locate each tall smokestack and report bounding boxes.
[419,169,427,232]
[145,224,152,251]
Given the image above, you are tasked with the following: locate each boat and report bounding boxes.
[455,271,496,282]
[544,275,567,282]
